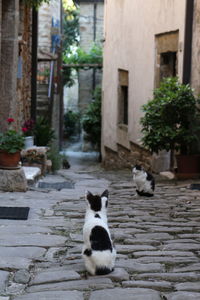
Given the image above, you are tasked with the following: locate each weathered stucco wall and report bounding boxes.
[191,0,200,95]
[0,0,2,60]
[102,0,186,168]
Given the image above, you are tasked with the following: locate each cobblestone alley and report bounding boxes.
[0,163,200,300]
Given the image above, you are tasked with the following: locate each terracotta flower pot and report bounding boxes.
[0,150,21,168]
[176,154,200,179]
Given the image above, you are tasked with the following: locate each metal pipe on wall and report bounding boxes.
[182,0,194,84]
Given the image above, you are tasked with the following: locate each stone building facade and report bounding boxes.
[37,0,62,143]
[102,0,200,171]
[0,0,32,131]
[76,0,104,113]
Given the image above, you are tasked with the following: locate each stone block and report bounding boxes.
[0,168,27,192]
[89,288,161,300]
[21,147,48,175]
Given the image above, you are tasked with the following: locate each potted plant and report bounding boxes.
[0,118,25,168]
[140,77,200,175]
[34,117,55,146]
[22,119,35,149]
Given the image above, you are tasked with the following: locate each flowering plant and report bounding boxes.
[0,118,25,153]
[22,119,35,137]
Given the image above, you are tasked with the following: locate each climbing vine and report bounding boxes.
[62,43,103,86]
[63,43,103,65]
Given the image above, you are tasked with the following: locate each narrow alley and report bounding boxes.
[0,159,200,300]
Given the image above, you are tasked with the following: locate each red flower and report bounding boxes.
[22,127,28,133]
[7,118,15,123]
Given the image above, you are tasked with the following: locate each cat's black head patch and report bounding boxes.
[134,164,142,171]
[86,191,102,212]
[86,190,108,212]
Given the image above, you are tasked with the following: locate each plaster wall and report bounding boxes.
[0,0,1,59]
[102,0,186,156]
[191,0,200,95]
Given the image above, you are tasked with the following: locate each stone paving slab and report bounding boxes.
[122,280,172,291]
[0,225,52,234]
[27,278,114,293]
[0,271,9,293]
[175,282,200,291]
[13,291,83,300]
[30,270,81,285]
[135,272,200,282]
[0,257,33,270]
[0,247,46,259]
[89,288,161,300]
[0,233,66,247]
[166,291,200,299]
[116,259,164,273]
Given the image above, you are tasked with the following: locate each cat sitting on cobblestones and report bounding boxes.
[132,165,155,197]
[82,189,116,275]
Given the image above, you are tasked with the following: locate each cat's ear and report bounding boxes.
[101,189,108,198]
[85,190,93,201]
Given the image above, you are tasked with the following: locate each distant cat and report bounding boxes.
[82,189,116,275]
[132,165,155,197]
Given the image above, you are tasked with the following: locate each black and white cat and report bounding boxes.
[82,189,116,275]
[132,165,155,197]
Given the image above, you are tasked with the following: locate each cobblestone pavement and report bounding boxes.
[0,163,200,300]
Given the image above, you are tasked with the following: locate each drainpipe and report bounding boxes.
[31,7,38,121]
[92,1,97,91]
[59,0,63,150]
[182,0,194,84]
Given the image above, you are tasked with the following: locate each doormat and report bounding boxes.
[0,207,30,220]
[190,183,200,190]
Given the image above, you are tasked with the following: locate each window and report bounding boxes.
[155,31,178,87]
[118,69,129,125]
[160,51,177,80]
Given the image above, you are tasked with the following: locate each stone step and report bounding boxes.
[22,167,42,185]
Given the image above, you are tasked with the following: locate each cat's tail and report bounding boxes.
[136,190,154,197]
[96,266,114,275]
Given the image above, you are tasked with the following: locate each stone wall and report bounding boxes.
[38,3,51,54]
[37,0,62,144]
[17,4,32,126]
[78,1,104,113]
[102,143,152,171]
[38,0,61,56]
[0,1,32,132]
[0,0,19,131]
